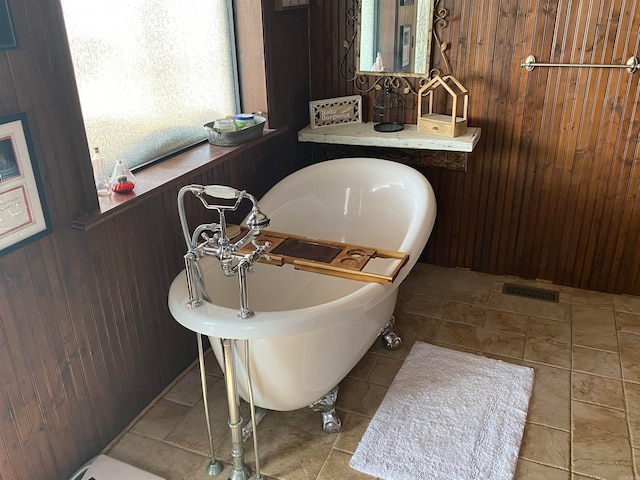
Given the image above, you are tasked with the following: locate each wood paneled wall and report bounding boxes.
[310,0,640,295]
[0,1,308,479]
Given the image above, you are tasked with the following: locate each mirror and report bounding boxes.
[357,0,434,76]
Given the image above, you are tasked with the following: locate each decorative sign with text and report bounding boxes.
[309,95,362,128]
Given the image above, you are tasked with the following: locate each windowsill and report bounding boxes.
[72,128,282,231]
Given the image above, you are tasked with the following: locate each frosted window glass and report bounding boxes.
[60,0,239,172]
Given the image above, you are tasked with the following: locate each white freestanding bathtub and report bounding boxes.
[169,157,436,412]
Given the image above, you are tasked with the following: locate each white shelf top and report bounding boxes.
[298,122,481,153]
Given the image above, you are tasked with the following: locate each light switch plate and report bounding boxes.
[275,0,309,11]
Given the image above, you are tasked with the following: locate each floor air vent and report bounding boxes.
[502,283,559,302]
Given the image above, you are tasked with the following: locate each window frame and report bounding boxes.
[60,0,242,175]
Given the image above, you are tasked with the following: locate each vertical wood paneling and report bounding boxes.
[310,0,640,294]
[0,0,307,478]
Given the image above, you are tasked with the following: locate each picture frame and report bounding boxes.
[275,0,309,10]
[400,25,412,68]
[0,112,51,256]
[309,95,362,129]
[0,0,17,49]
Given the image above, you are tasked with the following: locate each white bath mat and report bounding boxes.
[349,342,534,480]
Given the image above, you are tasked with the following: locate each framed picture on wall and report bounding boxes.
[0,0,17,49]
[399,25,412,68]
[0,113,51,256]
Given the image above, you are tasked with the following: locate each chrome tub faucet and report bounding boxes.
[177,184,271,317]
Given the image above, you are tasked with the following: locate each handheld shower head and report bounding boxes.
[246,207,270,229]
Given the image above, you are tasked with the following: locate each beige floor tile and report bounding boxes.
[164,370,216,407]
[396,263,428,296]
[486,290,571,322]
[617,310,640,335]
[634,448,640,479]
[131,398,192,441]
[397,292,448,319]
[411,264,500,305]
[393,310,441,342]
[230,408,338,480]
[434,320,526,358]
[514,458,570,479]
[519,423,570,470]
[443,301,529,334]
[526,363,571,431]
[317,449,374,480]
[525,318,571,368]
[367,355,403,387]
[333,412,371,454]
[571,289,614,308]
[619,332,640,382]
[572,305,618,352]
[571,372,625,410]
[614,294,640,314]
[572,400,634,479]
[348,353,378,380]
[164,383,239,456]
[107,431,208,480]
[572,346,622,379]
[624,381,640,448]
[336,377,388,417]
[104,265,640,480]
[191,349,223,377]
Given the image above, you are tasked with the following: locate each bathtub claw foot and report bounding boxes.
[380,316,403,350]
[309,386,342,433]
[320,414,342,434]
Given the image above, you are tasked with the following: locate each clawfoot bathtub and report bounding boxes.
[169,157,436,421]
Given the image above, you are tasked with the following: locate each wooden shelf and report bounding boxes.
[298,122,481,153]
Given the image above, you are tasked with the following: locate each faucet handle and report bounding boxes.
[250,240,272,263]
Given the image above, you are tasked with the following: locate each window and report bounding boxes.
[60,0,240,173]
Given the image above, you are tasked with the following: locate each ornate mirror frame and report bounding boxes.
[340,0,451,94]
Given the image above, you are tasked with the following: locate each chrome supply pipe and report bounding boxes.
[237,261,253,319]
[222,338,251,480]
[198,334,224,476]
[244,340,264,480]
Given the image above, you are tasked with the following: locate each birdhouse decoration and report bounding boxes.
[417,75,469,137]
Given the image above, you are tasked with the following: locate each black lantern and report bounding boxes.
[373,84,405,132]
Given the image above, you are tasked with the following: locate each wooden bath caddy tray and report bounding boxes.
[231,228,409,284]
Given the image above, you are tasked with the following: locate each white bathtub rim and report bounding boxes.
[168,267,393,339]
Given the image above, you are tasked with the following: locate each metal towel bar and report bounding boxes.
[521,55,639,73]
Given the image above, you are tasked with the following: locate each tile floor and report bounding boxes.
[106,263,640,480]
